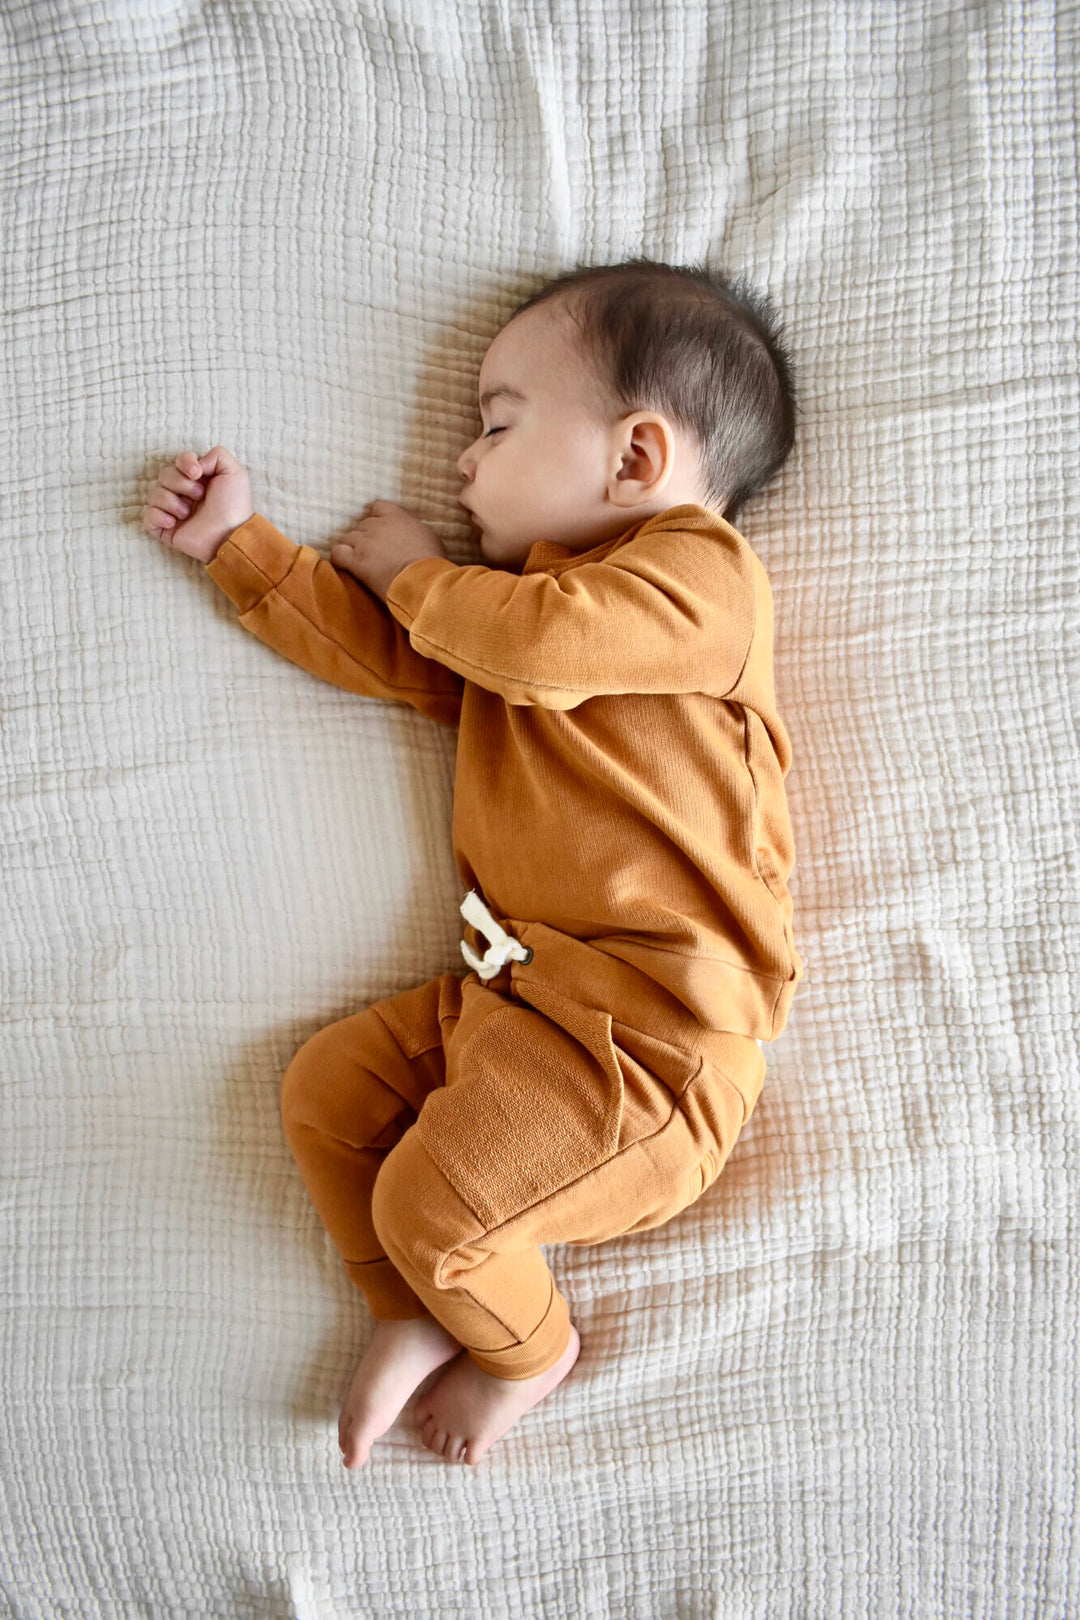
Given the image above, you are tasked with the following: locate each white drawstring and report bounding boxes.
[460,889,533,980]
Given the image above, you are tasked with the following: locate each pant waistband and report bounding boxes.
[460,889,534,980]
[459,890,755,1053]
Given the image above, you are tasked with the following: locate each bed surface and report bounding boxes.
[2,1,1077,1615]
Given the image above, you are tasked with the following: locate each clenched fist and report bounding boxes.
[142,446,253,564]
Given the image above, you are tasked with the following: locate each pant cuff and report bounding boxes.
[344,1256,431,1320]
[465,1284,572,1381]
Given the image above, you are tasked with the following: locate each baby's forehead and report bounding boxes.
[479,305,603,403]
[485,298,575,365]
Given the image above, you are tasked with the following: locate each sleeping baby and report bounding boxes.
[141,257,802,1468]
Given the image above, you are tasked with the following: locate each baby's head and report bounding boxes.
[457,258,795,570]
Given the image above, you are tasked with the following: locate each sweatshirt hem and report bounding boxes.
[479,917,800,1044]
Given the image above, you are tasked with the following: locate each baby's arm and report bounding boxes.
[142,449,463,727]
[383,513,757,709]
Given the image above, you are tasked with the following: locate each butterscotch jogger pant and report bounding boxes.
[281,934,765,1382]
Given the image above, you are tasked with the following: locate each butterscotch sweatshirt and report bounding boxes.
[205,502,802,1039]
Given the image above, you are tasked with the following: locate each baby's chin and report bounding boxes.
[479,534,527,573]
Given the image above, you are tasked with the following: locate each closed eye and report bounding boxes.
[484,426,506,438]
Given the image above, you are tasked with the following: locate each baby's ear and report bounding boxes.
[607,415,674,506]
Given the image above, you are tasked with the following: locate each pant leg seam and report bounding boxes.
[369,1005,445,1063]
[478,1127,671,1242]
[464,1275,560,1365]
[416,1041,741,1252]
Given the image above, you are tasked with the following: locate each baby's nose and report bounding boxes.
[458,430,486,478]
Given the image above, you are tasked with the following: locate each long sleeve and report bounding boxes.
[204,513,463,727]
[385,514,757,710]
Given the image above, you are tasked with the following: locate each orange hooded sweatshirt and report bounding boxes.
[205,502,801,1039]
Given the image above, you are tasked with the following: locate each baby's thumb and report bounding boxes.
[192,445,239,479]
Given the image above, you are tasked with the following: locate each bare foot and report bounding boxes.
[413,1324,581,1466]
[339,1316,462,1468]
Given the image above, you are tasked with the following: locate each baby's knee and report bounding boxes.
[279,1022,349,1142]
[370,1133,422,1248]
[371,1134,455,1282]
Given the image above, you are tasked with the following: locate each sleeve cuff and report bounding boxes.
[203,514,299,614]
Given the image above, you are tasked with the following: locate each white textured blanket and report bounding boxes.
[2,2,1077,1616]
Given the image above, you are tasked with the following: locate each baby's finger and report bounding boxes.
[159,464,204,498]
[142,509,174,539]
[175,453,202,479]
[150,489,191,520]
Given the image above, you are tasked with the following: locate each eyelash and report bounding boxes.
[483,426,506,438]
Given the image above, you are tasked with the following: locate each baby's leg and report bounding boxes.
[370,1130,582,1466]
[369,992,761,1467]
[363,990,619,1463]
[280,974,468,1466]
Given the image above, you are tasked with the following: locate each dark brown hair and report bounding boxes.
[508,257,796,523]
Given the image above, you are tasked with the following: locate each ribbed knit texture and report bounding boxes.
[207,502,801,1037]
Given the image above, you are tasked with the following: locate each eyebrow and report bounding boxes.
[480,386,527,409]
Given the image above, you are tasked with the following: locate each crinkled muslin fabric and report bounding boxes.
[2,2,1076,1616]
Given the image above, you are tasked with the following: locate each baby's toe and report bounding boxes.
[442,1433,470,1464]
[423,1421,448,1456]
[339,1411,373,1469]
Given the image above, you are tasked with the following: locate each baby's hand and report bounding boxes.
[141,446,254,565]
[330,501,450,601]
